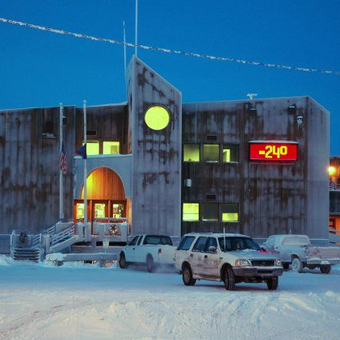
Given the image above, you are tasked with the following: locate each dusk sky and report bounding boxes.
[1,0,339,154]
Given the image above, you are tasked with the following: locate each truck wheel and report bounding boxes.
[320,265,331,274]
[119,253,129,269]
[291,257,303,273]
[182,265,196,286]
[267,277,279,290]
[146,255,155,273]
[223,267,235,290]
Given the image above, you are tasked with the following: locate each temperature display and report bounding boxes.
[249,142,298,161]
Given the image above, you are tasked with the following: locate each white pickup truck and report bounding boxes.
[263,234,340,274]
[175,233,283,290]
[118,234,176,272]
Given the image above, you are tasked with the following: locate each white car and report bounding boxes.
[263,234,340,274]
[175,233,283,290]
[118,234,176,272]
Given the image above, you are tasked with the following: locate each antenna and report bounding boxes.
[123,21,127,83]
[247,93,258,100]
[135,0,138,56]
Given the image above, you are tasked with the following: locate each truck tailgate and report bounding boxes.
[307,246,340,262]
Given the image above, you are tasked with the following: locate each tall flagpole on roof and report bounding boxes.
[123,21,127,83]
[59,103,64,220]
[135,0,138,56]
[83,100,88,239]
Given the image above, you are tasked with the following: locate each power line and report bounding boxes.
[0,16,339,76]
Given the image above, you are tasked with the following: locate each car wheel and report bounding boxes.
[267,277,279,290]
[283,263,290,270]
[291,257,303,273]
[119,253,129,269]
[320,265,331,274]
[223,267,235,290]
[182,265,196,286]
[146,255,155,273]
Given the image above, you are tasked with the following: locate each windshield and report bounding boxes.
[218,237,260,252]
[282,236,310,246]
[143,235,173,246]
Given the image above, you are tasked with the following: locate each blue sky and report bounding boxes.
[0,0,339,154]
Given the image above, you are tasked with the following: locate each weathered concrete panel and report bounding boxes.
[127,57,182,236]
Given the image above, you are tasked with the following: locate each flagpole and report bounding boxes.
[123,20,127,83]
[59,102,64,220]
[135,0,138,56]
[83,100,88,239]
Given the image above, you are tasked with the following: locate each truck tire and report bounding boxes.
[320,265,331,274]
[291,257,303,273]
[223,267,235,291]
[146,255,155,273]
[267,277,279,290]
[119,253,129,269]
[182,264,196,286]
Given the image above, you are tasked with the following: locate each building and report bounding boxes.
[0,57,331,252]
[329,156,340,238]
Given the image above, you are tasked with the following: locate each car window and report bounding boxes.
[282,236,311,246]
[192,237,208,252]
[177,236,195,250]
[218,237,260,251]
[204,237,218,252]
[143,235,173,245]
[137,236,143,245]
[129,236,138,246]
[265,237,274,246]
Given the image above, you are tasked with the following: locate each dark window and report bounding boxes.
[129,236,138,246]
[137,236,143,245]
[192,237,208,252]
[222,145,239,163]
[202,203,218,221]
[87,130,97,136]
[177,236,195,251]
[206,194,216,201]
[218,237,260,252]
[204,237,218,252]
[206,135,217,141]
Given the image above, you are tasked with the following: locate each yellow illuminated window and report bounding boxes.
[223,145,239,163]
[144,106,170,130]
[95,204,106,218]
[86,141,100,155]
[76,203,84,219]
[183,203,199,221]
[203,144,219,162]
[221,204,239,222]
[183,144,200,162]
[103,141,120,155]
[112,204,123,218]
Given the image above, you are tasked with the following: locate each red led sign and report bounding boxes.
[249,142,298,161]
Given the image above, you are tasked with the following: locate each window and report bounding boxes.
[86,141,100,155]
[203,144,219,162]
[221,203,239,222]
[177,236,195,251]
[223,145,239,163]
[202,203,218,221]
[143,235,173,246]
[218,237,260,252]
[112,204,124,218]
[204,237,218,252]
[76,203,84,219]
[129,236,138,246]
[137,236,143,246]
[94,204,106,218]
[192,237,208,252]
[182,203,199,221]
[103,141,120,155]
[183,144,200,162]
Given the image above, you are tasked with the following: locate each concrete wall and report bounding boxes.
[127,57,182,236]
[182,97,329,239]
[0,106,75,234]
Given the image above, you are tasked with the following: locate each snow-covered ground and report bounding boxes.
[0,256,340,340]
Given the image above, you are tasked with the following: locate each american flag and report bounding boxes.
[59,143,67,175]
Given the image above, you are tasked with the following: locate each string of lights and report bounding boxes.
[0,16,339,76]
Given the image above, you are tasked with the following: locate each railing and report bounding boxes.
[51,225,74,246]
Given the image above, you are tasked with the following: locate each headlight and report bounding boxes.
[235,259,251,267]
[275,259,282,266]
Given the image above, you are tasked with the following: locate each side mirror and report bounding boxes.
[208,246,217,254]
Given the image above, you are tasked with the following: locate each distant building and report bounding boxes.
[0,57,330,247]
[329,156,340,237]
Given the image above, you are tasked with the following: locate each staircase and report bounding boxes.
[10,221,80,262]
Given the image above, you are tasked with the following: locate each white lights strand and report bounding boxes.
[0,16,339,76]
